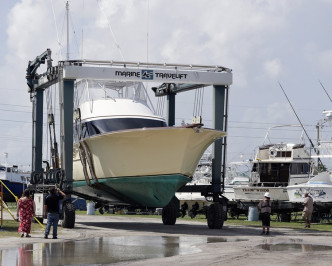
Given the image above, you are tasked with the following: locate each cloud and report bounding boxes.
[264,58,282,79]
[318,49,332,69]
[1,0,332,167]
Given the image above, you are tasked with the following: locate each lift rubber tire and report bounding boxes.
[162,200,177,225]
[62,202,75,228]
[207,203,224,229]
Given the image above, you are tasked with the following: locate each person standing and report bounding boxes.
[44,187,66,239]
[17,189,36,238]
[302,193,314,228]
[257,192,272,235]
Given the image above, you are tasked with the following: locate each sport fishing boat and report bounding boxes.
[0,165,30,201]
[287,171,332,209]
[72,80,226,208]
[286,110,332,210]
[233,125,314,203]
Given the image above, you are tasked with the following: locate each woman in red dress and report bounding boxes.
[17,189,36,237]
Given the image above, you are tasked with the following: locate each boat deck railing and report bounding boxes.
[250,182,288,187]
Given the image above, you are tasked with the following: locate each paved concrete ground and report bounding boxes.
[1,212,332,265]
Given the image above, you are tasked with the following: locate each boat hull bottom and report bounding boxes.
[73,174,191,208]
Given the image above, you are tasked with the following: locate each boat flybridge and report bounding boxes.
[26,49,232,228]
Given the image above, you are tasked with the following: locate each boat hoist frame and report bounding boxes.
[26,49,232,229]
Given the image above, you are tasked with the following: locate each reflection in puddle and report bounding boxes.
[0,236,230,265]
[207,237,247,243]
[259,243,332,252]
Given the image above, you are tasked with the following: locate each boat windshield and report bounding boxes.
[75,80,154,111]
[0,166,5,171]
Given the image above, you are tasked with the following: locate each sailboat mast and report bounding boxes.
[66,1,70,60]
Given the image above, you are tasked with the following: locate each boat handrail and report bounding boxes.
[262,124,305,145]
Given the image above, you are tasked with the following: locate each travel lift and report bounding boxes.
[26,49,232,229]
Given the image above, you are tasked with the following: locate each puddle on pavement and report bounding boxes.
[259,243,332,252]
[207,237,247,243]
[0,236,233,265]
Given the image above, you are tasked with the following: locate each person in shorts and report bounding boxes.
[257,192,272,235]
[302,193,313,228]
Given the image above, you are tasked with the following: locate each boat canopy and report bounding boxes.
[75,80,155,112]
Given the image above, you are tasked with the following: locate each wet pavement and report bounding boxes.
[259,242,332,252]
[1,214,332,265]
[0,234,249,265]
[0,236,220,265]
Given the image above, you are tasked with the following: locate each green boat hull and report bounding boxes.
[73,174,191,207]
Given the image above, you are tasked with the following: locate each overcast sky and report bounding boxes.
[1,0,332,170]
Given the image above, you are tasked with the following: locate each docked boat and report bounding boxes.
[223,161,251,201]
[233,126,314,203]
[287,171,332,209]
[175,159,250,217]
[0,165,30,201]
[72,80,226,208]
[176,177,211,218]
[175,153,213,218]
[286,110,332,211]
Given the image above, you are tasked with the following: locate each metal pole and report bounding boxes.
[60,78,74,190]
[32,90,44,173]
[212,85,226,201]
[1,182,3,228]
[167,93,176,126]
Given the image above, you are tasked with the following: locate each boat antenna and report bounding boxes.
[146,0,150,63]
[278,82,323,164]
[319,80,332,103]
[66,1,70,60]
[3,152,8,167]
[96,0,125,61]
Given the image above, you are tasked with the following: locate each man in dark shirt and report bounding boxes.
[44,187,66,239]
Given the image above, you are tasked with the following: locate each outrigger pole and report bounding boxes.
[319,80,332,103]
[278,82,324,167]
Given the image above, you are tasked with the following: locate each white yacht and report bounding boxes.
[72,80,226,208]
[287,171,332,208]
[233,126,313,202]
[287,110,332,209]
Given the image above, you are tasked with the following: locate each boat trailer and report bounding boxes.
[26,49,232,229]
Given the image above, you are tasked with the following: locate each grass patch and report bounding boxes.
[224,214,332,231]
[2,210,330,238]
[78,210,332,231]
[0,219,44,238]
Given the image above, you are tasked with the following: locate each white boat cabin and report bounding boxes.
[250,143,312,187]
